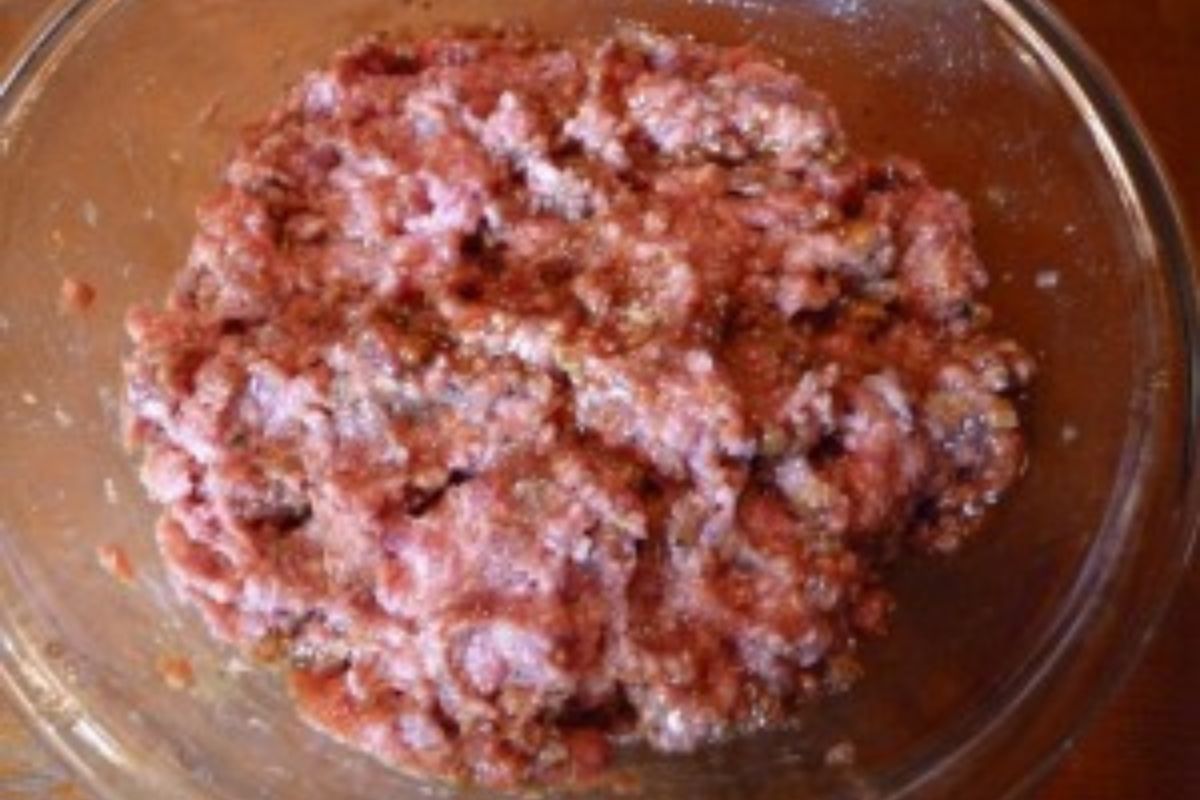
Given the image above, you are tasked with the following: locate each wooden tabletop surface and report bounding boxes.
[1036,1,1200,797]
[0,1,1197,797]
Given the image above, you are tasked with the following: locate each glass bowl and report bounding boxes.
[0,1,1195,798]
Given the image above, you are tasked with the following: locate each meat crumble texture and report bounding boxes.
[123,28,1033,787]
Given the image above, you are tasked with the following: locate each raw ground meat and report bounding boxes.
[123,26,1033,787]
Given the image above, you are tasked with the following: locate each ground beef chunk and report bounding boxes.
[123,27,1033,787]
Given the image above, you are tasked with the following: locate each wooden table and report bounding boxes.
[0,1,1196,797]
[1037,2,1200,797]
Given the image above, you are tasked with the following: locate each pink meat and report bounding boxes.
[123,27,1033,787]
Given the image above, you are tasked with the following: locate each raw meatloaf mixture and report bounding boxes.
[124,27,1033,786]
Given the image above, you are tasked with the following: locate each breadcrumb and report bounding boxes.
[156,654,195,690]
[59,277,96,312]
[96,543,135,584]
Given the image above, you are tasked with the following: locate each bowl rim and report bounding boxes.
[872,2,1199,796]
[0,1,1196,798]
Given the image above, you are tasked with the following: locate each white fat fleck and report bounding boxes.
[53,406,74,428]
[21,391,38,406]
[1061,424,1080,444]
[664,709,687,738]
[681,354,712,380]
[304,76,339,115]
[825,0,869,18]
[570,535,594,563]
[863,372,913,430]
[643,210,668,235]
